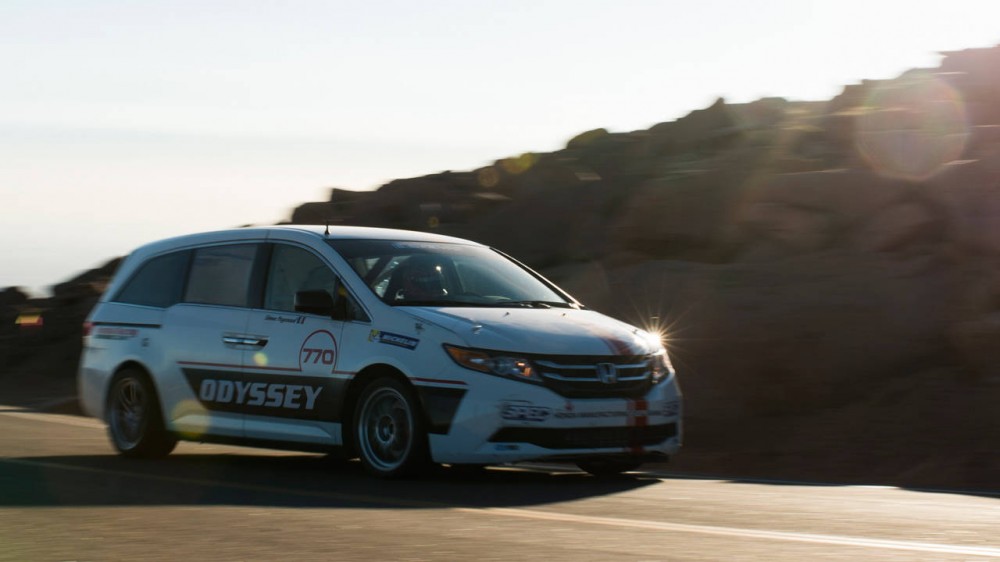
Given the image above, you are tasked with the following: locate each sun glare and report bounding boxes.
[855,72,970,181]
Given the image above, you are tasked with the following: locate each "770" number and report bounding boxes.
[302,348,335,365]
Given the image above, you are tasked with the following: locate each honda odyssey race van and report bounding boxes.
[78,226,682,478]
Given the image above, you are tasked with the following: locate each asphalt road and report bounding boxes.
[1,407,998,561]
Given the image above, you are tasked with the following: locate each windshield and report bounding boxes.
[326,239,574,308]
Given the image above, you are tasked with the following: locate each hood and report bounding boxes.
[400,307,659,356]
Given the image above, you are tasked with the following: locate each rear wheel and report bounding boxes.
[576,459,642,477]
[354,377,429,478]
[106,368,177,458]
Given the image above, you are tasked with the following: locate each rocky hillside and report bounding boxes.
[4,46,999,489]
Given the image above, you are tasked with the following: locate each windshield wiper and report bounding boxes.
[388,300,458,307]
[389,299,578,309]
[494,300,576,309]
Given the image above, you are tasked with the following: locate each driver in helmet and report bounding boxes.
[400,258,448,301]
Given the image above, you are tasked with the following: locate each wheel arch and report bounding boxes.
[106,360,167,425]
[340,363,423,454]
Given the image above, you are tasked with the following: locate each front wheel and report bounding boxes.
[576,459,643,477]
[354,377,429,478]
[106,368,177,458]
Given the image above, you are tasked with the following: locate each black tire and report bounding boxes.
[576,459,643,477]
[106,368,177,458]
[353,377,429,478]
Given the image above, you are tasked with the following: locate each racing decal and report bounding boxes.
[415,386,466,434]
[552,402,679,419]
[627,398,648,454]
[368,329,420,350]
[93,327,139,340]
[182,368,341,421]
[499,400,552,422]
[554,410,629,420]
[299,330,339,371]
[264,314,306,325]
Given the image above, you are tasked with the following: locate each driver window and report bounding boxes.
[264,245,338,312]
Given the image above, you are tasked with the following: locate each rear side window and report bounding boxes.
[114,251,190,308]
[184,244,258,307]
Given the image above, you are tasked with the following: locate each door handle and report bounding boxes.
[222,336,268,347]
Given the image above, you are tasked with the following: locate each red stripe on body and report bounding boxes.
[411,377,467,386]
[628,398,648,455]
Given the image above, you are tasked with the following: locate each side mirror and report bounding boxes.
[294,290,335,316]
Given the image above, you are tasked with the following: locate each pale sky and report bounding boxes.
[3,0,999,294]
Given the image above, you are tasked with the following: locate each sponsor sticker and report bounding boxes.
[94,327,139,340]
[553,401,680,420]
[368,329,419,350]
[500,400,551,422]
[265,314,306,325]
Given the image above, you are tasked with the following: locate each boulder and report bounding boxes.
[739,169,912,226]
[648,98,743,156]
[949,313,1000,380]
[852,202,940,253]
[0,287,28,307]
[611,175,732,260]
[601,251,956,420]
[737,202,833,252]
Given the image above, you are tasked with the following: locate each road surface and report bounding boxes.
[1,406,998,561]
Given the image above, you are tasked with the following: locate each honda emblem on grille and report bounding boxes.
[596,362,618,384]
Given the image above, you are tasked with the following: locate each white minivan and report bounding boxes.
[78,226,682,477]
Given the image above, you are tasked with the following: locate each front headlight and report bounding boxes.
[650,348,675,384]
[443,344,539,382]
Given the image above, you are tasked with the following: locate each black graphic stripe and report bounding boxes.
[415,386,467,435]
[181,368,346,422]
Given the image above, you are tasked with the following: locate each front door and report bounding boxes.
[242,243,348,446]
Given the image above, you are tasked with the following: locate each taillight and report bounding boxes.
[83,321,93,337]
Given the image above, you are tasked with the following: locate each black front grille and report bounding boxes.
[489,423,677,450]
[530,354,653,398]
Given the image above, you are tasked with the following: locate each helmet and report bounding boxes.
[399,257,448,301]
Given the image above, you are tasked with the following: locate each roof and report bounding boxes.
[127,225,482,260]
[268,224,479,244]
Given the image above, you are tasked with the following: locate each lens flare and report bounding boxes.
[477,167,500,188]
[253,351,268,367]
[501,153,536,175]
[642,316,669,348]
[170,399,208,440]
[855,72,970,181]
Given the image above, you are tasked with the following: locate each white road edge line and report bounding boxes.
[456,507,1000,558]
[2,455,998,558]
[0,408,104,429]
[5,408,999,557]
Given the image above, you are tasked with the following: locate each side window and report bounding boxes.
[184,244,257,307]
[264,245,338,312]
[114,251,190,308]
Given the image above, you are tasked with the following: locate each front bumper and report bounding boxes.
[422,372,682,464]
